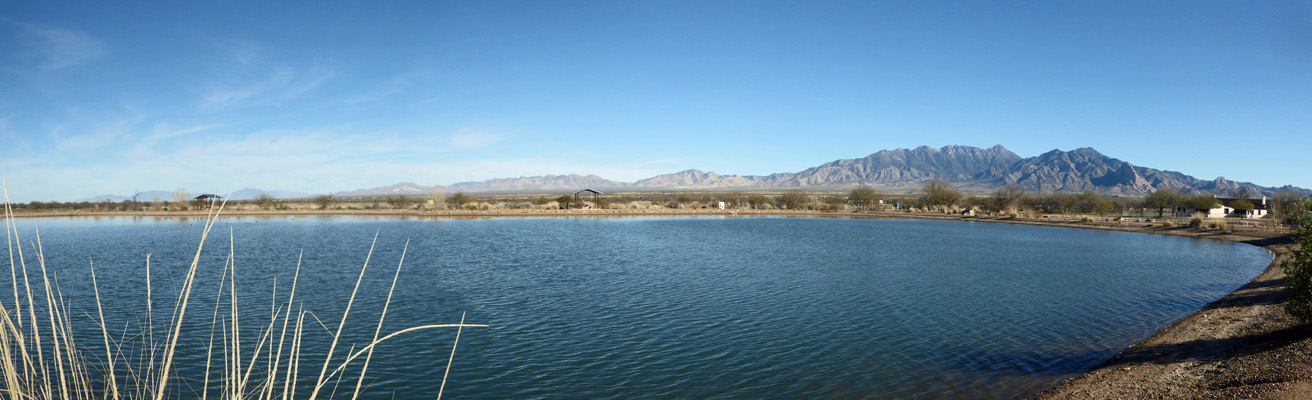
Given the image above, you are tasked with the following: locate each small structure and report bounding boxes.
[573,189,603,208]
[960,209,976,217]
[193,194,223,209]
[1193,196,1269,219]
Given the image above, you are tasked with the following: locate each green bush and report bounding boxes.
[1283,198,1312,324]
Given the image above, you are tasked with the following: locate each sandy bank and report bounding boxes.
[1027,233,1312,399]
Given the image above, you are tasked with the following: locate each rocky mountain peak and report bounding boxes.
[321,145,1299,197]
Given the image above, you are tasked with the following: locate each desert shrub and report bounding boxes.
[386,195,412,209]
[314,194,336,210]
[920,179,963,212]
[1284,198,1312,323]
[256,193,276,210]
[1162,220,1174,227]
[448,192,474,209]
[777,190,810,210]
[848,186,881,211]
[1189,218,1203,228]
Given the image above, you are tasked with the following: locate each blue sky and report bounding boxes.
[2,1,1309,202]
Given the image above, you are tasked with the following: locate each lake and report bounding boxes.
[7,215,1272,399]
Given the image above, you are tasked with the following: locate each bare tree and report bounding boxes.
[848,186,881,211]
[920,179,962,212]
[1272,188,1307,224]
[128,189,142,211]
[172,187,189,210]
[426,186,446,210]
[725,191,748,209]
[992,185,1026,214]
[777,190,810,210]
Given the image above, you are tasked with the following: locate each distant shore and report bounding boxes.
[7,207,1309,397]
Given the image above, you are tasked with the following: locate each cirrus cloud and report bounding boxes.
[7,19,108,71]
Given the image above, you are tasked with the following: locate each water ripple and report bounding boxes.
[18,216,1271,399]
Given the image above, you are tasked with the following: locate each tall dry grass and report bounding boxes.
[0,183,484,399]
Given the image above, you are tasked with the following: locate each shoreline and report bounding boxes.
[8,208,1308,397]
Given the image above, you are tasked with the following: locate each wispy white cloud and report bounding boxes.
[7,20,108,71]
[332,67,433,106]
[143,123,219,142]
[196,41,332,110]
[448,131,503,149]
[0,114,12,136]
[0,115,674,202]
[210,39,262,67]
[200,66,334,110]
[50,112,147,153]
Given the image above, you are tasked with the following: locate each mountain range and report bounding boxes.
[82,145,1304,201]
[81,188,314,203]
[421,145,1299,197]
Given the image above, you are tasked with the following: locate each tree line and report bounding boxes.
[6,184,1307,221]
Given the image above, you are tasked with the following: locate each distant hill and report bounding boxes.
[378,145,1302,197]
[444,175,629,193]
[333,182,430,197]
[78,145,1308,201]
[226,188,313,200]
[79,188,311,203]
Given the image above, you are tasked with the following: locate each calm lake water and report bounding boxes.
[8,216,1271,399]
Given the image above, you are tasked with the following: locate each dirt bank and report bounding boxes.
[893,214,1312,399]
[1027,233,1312,399]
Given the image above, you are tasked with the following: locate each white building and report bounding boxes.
[1198,196,1269,219]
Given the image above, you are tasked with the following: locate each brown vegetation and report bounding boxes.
[0,188,483,399]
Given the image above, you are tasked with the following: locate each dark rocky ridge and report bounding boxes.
[339,145,1302,197]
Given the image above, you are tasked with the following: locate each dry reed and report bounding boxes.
[0,182,484,399]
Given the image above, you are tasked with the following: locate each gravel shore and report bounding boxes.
[1030,232,1312,399]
